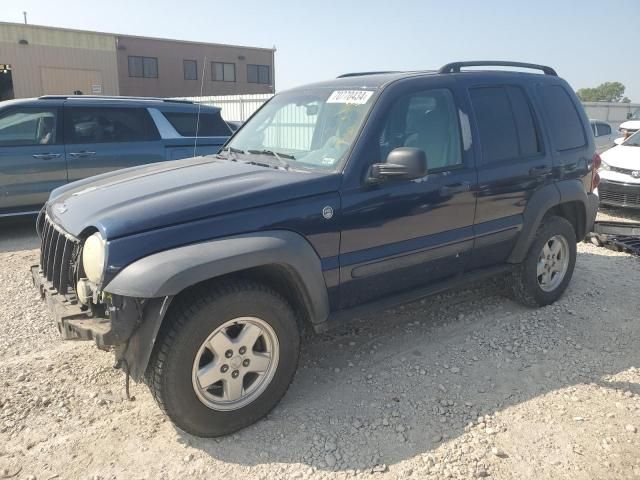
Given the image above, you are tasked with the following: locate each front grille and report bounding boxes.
[37,211,81,296]
[610,165,638,176]
[599,185,640,207]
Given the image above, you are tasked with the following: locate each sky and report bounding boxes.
[3,0,640,100]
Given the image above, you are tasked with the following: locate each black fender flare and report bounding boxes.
[107,230,331,381]
[104,230,330,323]
[508,180,590,263]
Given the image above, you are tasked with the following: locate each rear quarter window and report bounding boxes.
[163,111,231,137]
[540,85,586,151]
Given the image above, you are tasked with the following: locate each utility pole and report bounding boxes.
[23,12,27,24]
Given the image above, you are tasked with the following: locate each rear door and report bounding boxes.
[0,106,67,215]
[64,104,165,181]
[466,82,552,268]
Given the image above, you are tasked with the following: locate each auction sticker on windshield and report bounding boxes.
[327,90,374,104]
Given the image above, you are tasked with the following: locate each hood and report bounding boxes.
[47,156,342,239]
[601,144,640,170]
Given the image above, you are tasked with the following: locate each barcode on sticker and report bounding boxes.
[327,90,374,105]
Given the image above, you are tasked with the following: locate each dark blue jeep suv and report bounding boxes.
[31,61,600,437]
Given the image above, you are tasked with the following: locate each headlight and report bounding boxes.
[82,232,106,284]
[600,160,611,171]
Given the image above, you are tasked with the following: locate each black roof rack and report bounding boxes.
[38,95,194,104]
[337,71,401,78]
[439,61,557,76]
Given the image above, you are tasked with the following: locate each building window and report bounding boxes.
[212,62,235,82]
[128,56,158,78]
[183,60,198,80]
[247,64,270,84]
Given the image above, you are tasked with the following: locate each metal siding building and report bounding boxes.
[0,23,119,98]
[0,22,275,99]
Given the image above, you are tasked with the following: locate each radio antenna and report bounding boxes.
[193,55,207,158]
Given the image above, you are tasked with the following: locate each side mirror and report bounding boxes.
[614,137,625,146]
[369,147,428,182]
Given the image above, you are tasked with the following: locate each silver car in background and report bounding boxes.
[590,119,615,154]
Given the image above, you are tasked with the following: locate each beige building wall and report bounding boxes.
[0,22,119,98]
[116,35,275,97]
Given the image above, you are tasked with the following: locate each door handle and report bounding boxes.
[32,153,61,160]
[439,181,471,196]
[529,165,551,176]
[69,151,96,158]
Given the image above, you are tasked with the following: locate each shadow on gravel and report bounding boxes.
[0,217,40,253]
[176,247,640,474]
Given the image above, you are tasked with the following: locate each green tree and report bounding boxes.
[576,82,630,102]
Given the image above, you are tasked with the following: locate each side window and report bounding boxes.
[470,87,519,163]
[506,86,541,157]
[66,107,159,144]
[379,89,462,170]
[470,86,541,164]
[597,123,611,137]
[0,109,58,146]
[540,85,586,151]
[163,112,231,136]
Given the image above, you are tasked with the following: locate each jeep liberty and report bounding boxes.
[32,61,600,437]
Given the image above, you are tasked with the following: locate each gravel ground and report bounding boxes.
[1,209,639,480]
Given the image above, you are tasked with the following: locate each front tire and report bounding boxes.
[511,215,577,307]
[146,280,300,437]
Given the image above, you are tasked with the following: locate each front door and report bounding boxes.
[338,83,477,308]
[0,106,67,215]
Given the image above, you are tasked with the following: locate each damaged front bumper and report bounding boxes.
[31,265,172,380]
[31,265,138,347]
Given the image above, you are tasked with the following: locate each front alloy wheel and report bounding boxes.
[146,281,300,437]
[192,317,280,411]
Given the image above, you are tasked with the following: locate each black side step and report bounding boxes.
[315,264,516,333]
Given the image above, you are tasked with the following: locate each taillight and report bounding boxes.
[591,153,602,191]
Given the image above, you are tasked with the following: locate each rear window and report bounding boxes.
[540,85,586,151]
[163,112,231,137]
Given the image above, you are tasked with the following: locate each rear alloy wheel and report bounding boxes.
[536,235,570,293]
[511,216,577,307]
[147,281,300,437]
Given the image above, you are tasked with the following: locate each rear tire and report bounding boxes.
[511,215,577,307]
[146,280,300,437]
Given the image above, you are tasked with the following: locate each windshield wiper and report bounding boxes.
[216,146,245,161]
[246,149,293,170]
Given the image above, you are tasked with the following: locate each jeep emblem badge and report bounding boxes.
[322,206,334,219]
[632,170,640,178]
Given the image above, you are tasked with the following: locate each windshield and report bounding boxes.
[624,129,640,147]
[631,108,640,120]
[225,88,377,171]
